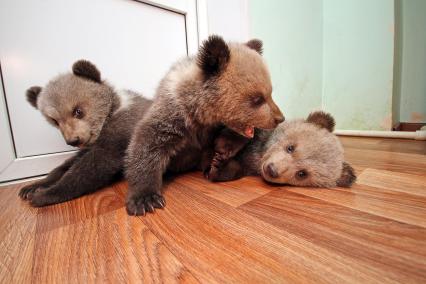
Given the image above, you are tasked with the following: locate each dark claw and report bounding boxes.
[138,207,146,216]
[203,165,211,179]
[152,194,166,208]
[126,193,165,216]
[136,197,147,216]
[144,199,155,213]
[126,198,145,216]
[212,156,221,165]
[207,167,219,181]
[27,191,35,201]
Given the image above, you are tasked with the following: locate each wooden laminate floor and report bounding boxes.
[1,137,425,283]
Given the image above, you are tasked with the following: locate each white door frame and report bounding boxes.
[0,0,208,183]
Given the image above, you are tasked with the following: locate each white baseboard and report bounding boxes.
[335,130,426,140]
[0,151,76,183]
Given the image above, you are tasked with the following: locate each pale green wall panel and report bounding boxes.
[249,0,423,129]
[249,0,323,119]
[392,0,403,126]
[322,0,395,130]
[399,0,426,123]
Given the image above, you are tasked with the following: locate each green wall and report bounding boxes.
[249,0,425,130]
[392,0,403,127]
[249,0,323,119]
[322,0,394,130]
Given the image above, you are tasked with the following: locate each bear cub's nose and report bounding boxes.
[274,114,285,125]
[67,137,81,147]
[265,163,279,178]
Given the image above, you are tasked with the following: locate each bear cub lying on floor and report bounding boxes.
[19,60,152,206]
[206,111,356,188]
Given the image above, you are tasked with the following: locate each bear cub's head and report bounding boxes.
[26,60,115,148]
[197,35,284,138]
[260,111,356,188]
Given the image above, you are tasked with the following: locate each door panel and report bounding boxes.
[0,77,15,173]
[0,0,187,158]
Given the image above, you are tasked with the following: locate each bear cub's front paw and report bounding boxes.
[19,184,46,200]
[126,193,166,216]
[26,189,59,207]
[205,152,226,181]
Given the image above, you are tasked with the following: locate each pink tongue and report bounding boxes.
[244,126,254,138]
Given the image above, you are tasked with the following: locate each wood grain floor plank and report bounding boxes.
[35,182,125,234]
[357,168,426,197]
[344,148,426,176]
[339,136,426,155]
[239,189,426,283]
[33,203,198,283]
[0,182,36,283]
[118,181,406,284]
[285,183,426,228]
[174,172,273,207]
[0,137,425,283]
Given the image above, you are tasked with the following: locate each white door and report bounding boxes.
[0,0,202,182]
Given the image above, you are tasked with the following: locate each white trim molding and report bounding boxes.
[196,0,209,44]
[335,130,426,140]
[136,0,200,55]
[0,151,76,183]
[0,71,15,175]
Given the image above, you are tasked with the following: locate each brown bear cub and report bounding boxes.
[19,60,152,206]
[206,111,356,188]
[126,35,284,215]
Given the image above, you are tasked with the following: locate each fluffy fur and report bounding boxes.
[125,35,284,215]
[19,60,152,206]
[206,111,356,188]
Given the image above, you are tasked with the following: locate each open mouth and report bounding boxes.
[243,125,255,138]
[229,125,255,138]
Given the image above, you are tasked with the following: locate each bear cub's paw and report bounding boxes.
[19,184,46,200]
[126,193,166,216]
[204,152,227,181]
[27,189,56,207]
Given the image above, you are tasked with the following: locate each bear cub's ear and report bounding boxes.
[336,162,356,187]
[197,35,230,77]
[246,39,263,55]
[72,59,101,83]
[306,111,335,132]
[26,86,42,109]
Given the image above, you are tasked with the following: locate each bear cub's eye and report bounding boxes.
[286,145,295,153]
[73,107,84,119]
[296,170,308,179]
[250,94,265,107]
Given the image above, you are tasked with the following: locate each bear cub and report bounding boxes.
[206,111,356,188]
[19,60,152,206]
[125,35,284,215]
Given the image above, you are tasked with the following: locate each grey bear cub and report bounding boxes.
[125,35,284,215]
[206,111,356,188]
[19,60,152,206]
